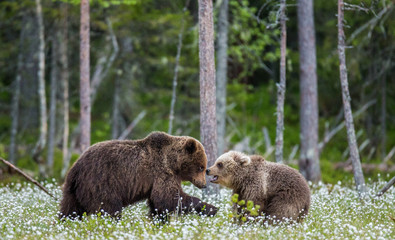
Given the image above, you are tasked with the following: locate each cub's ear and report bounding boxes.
[238,155,251,167]
[185,139,197,154]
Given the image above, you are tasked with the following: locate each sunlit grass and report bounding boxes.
[0,176,394,239]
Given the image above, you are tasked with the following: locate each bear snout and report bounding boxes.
[206,169,210,174]
[193,180,207,189]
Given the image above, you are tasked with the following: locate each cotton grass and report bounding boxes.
[0,176,394,239]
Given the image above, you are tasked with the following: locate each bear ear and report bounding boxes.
[185,139,197,154]
[238,155,251,167]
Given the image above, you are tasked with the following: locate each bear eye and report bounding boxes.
[199,166,205,172]
[217,162,223,168]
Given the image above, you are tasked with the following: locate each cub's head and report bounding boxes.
[206,151,251,189]
[177,137,208,189]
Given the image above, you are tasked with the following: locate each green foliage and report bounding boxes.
[58,0,140,7]
[228,0,280,81]
[230,194,262,222]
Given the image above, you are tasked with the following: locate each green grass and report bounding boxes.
[0,177,394,239]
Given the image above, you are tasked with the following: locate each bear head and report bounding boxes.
[147,132,208,189]
[206,151,251,188]
[177,137,208,189]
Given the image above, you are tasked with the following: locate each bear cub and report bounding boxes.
[207,151,310,224]
[60,132,217,220]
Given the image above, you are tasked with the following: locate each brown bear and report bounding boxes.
[59,132,218,220]
[206,151,310,224]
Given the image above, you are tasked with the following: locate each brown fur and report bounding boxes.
[207,151,310,224]
[59,132,217,220]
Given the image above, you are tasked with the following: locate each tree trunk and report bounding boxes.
[337,0,366,194]
[79,0,91,152]
[32,0,47,177]
[9,27,25,165]
[64,16,118,171]
[380,68,387,158]
[198,0,218,193]
[60,4,70,178]
[168,0,190,135]
[275,0,287,164]
[297,0,321,182]
[216,0,229,156]
[59,4,70,178]
[47,35,58,175]
[112,77,121,139]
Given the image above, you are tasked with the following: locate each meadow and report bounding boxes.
[0,176,394,240]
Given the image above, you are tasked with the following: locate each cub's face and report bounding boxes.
[207,151,251,189]
[178,138,208,189]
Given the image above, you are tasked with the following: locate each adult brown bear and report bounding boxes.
[59,132,217,220]
[207,151,310,224]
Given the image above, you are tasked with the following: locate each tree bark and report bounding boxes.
[338,0,366,194]
[47,35,58,175]
[60,3,70,179]
[79,0,91,152]
[297,0,321,182]
[168,0,190,135]
[198,0,218,193]
[380,66,387,158]
[64,16,118,173]
[216,0,229,156]
[112,77,121,139]
[275,0,287,164]
[376,176,395,197]
[32,0,47,177]
[9,27,25,165]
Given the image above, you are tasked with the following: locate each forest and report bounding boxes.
[0,0,394,239]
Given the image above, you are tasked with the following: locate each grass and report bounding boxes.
[0,176,394,239]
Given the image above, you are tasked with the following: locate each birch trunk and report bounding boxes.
[168,0,190,135]
[216,0,229,156]
[9,28,25,164]
[47,35,58,174]
[60,4,70,178]
[380,71,386,158]
[338,0,366,194]
[199,0,218,193]
[275,0,287,164]
[32,0,47,176]
[79,0,91,152]
[297,0,321,182]
[58,3,70,178]
[112,77,121,139]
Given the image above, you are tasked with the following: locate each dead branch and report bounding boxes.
[118,110,147,140]
[347,2,393,44]
[319,99,376,153]
[377,176,395,197]
[0,157,57,200]
[384,146,395,163]
[335,162,395,174]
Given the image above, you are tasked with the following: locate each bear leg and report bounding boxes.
[149,180,218,221]
[264,196,300,224]
[59,192,85,219]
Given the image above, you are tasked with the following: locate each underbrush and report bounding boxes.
[0,176,394,239]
